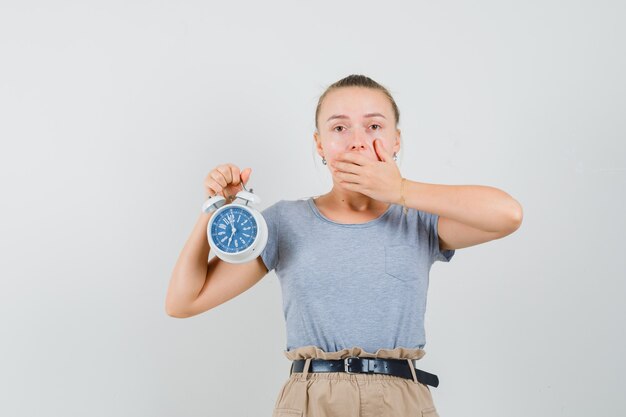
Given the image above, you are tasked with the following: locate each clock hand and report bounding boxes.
[227,228,236,246]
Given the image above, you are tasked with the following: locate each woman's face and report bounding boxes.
[314,86,401,168]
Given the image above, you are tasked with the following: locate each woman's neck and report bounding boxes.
[317,187,390,213]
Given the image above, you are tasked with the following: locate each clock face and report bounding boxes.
[210,206,258,253]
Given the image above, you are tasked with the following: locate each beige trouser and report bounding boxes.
[271,345,440,417]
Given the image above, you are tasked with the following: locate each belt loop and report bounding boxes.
[407,359,419,384]
[302,358,312,381]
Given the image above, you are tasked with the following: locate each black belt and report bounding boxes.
[290,357,439,387]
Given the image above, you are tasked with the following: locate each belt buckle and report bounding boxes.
[344,356,361,374]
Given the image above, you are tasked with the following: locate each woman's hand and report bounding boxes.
[203,163,252,202]
[330,139,403,204]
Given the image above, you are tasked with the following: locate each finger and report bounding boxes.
[229,165,241,186]
[205,178,223,196]
[335,152,367,166]
[374,139,389,162]
[210,170,228,188]
[241,168,252,185]
[216,164,233,184]
[333,160,360,175]
[203,175,216,194]
[336,171,361,184]
[339,180,359,191]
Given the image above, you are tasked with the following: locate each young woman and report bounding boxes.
[166,74,523,417]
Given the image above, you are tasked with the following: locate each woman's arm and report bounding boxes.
[165,211,214,316]
[165,209,270,318]
[401,180,523,250]
[329,144,522,250]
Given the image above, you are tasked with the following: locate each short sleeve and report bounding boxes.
[259,200,282,272]
[417,210,455,264]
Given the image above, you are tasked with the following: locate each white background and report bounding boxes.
[1,1,624,416]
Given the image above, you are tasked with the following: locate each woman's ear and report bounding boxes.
[394,129,402,154]
[313,131,324,157]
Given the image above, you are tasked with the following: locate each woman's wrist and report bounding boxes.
[398,177,407,209]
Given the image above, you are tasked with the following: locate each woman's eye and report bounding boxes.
[333,126,345,132]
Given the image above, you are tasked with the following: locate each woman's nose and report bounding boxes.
[348,130,370,150]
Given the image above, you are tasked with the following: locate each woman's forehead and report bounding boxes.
[322,88,392,117]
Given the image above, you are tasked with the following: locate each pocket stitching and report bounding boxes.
[421,405,439,417]
[273,407,303,417]
[385,244,420,282]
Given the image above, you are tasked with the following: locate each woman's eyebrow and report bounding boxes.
[326,113,387,123]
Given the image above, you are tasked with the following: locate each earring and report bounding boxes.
[393,153,398,161]
[322,157,327,165]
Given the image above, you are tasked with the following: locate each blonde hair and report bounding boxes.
[314,74,400,132]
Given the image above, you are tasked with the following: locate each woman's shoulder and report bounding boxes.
[261,196,313,211]
[274,195,315,205]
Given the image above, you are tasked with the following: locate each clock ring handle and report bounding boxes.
[240,177,251,194]
[224,173,253,203]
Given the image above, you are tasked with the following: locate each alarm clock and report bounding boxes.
[201,183,268,264]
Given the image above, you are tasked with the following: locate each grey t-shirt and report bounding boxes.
[259,196,455,354]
